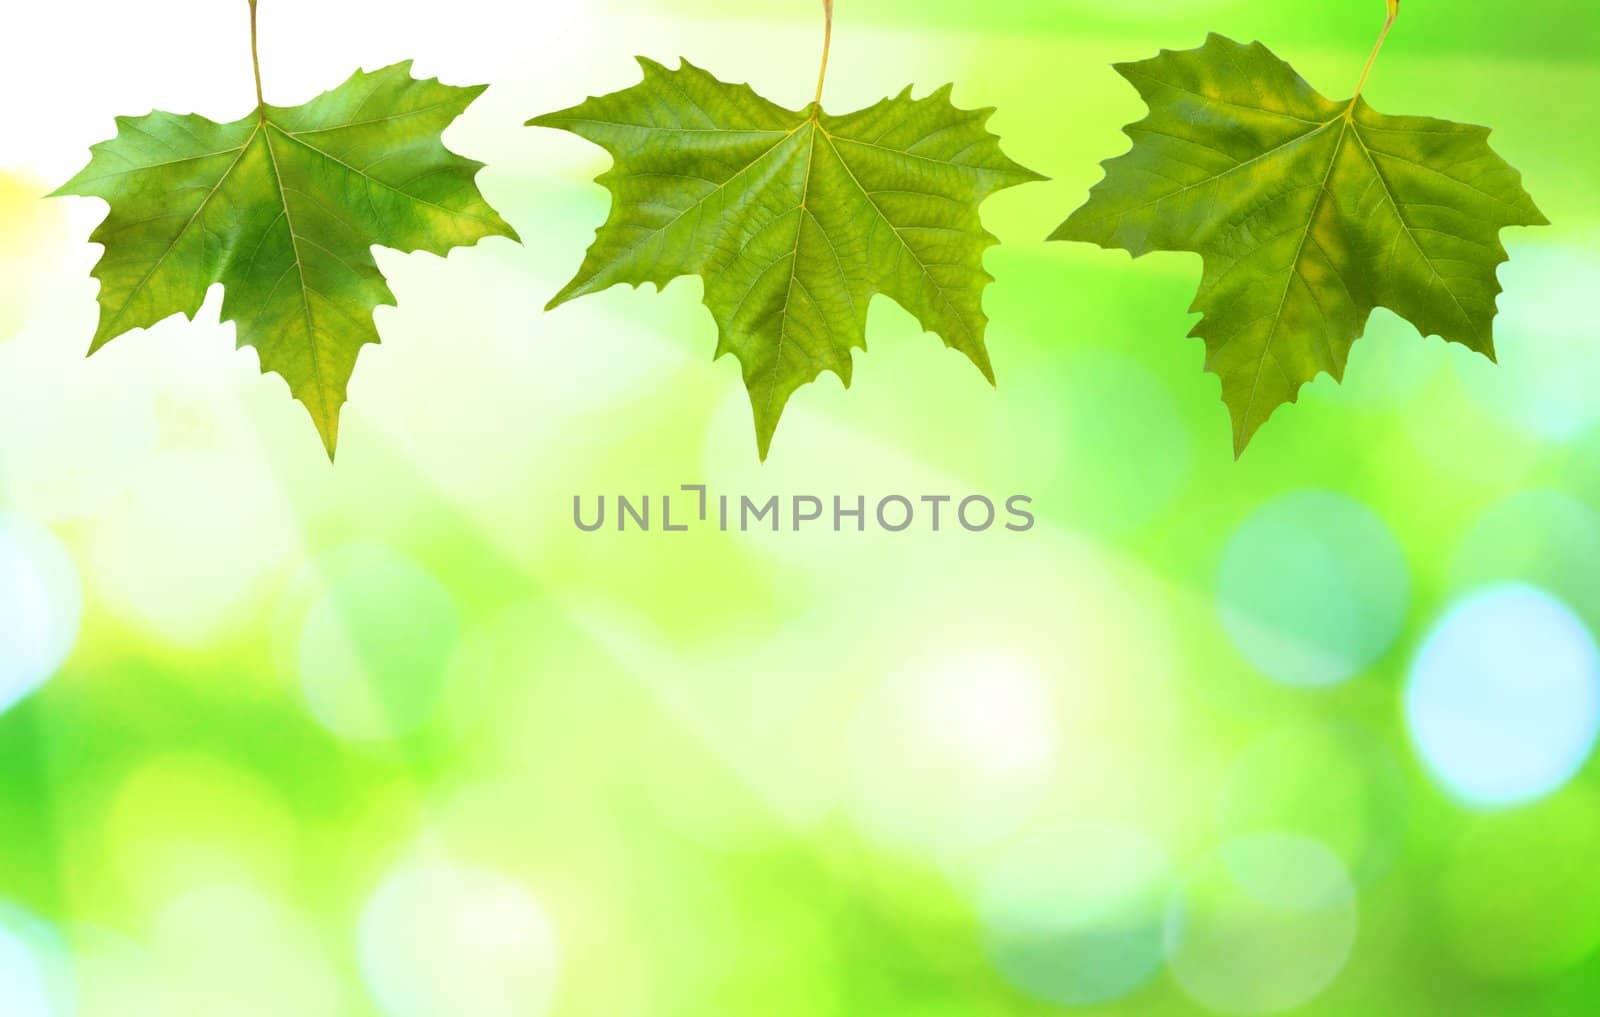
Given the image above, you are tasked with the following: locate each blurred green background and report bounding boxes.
[1,0,1599,1014]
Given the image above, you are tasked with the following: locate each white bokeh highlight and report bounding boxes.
[0,906,71,1017]
[0,923,53,1017]
[1457,246,1600,443]
[0,516,82,716]
[849,653,1060,861]
[977,823,1172,1006]
[359,860,558,1017]
[89,451,299,649]
[1407,585,1600,808]
[150,882,343,1017]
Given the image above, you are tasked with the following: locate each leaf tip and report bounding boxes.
[1230,418,1257,461]
[754,418,778,462]
[86,325,119,358]
[635,55,671,76]
[312,413,342,462]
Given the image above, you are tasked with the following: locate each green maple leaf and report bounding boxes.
[531,51,1043,459]
[55,32,518,458]
[1052,29,1547,456]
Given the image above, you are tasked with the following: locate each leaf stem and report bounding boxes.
[813,0,833,111]
[1349,0,1399,111]
[249,0,266,113]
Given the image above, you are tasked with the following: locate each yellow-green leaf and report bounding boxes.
[1052,34,1547,456]
[532,59,1043,459]
[55,61,519,458]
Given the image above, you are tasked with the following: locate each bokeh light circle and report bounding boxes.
[1219,491,1409,687]
[976,823,1172,1005]
[358,860,559,1017]
[72,928,163,1017]
[297,543,460,742]
[1219,721,1408,885]
[1450,491,1600,626]
[105,754,300,911]
[89,450,298,648]
[152,882,343,1017]
[1165,833,1358,1014]
[0,515,81,717]
[0,343,159,525]
[1048,349,1192,533]
[1406,585,1600,808]
[849,653,1060,860]
[0,919,52,1017]
[1313,309,1436,409]
[1456,246,1600,443]
[0,906,70,1017]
